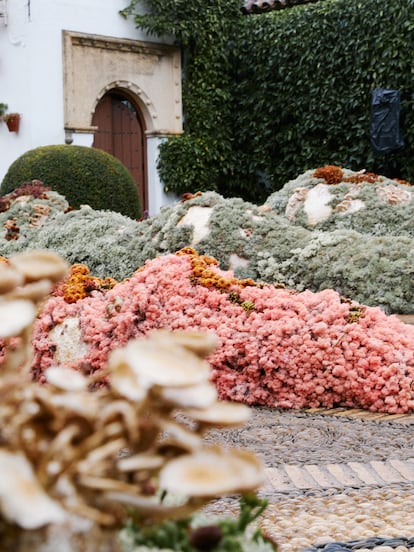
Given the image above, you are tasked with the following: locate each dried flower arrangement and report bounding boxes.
[26,249,414,415]
[264,167,414,236]
[0,250,270,551]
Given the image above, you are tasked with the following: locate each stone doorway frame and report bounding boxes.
[62,30,182,138]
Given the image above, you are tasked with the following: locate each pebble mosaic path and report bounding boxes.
[263,456,414,493]
[204,406,414,552]
[261,407,414,494]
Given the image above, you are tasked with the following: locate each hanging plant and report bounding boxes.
[0,103,8,118]
[2,112,21,133]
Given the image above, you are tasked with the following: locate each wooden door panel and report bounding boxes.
[92,93,147,210]
[92,95,113,153]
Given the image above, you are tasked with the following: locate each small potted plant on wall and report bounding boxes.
[2,110,21,133]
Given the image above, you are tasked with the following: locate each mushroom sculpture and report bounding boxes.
[0,252,264,551]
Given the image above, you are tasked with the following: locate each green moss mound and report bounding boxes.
[0,145,141,219]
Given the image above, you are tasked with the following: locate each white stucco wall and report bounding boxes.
[0,0,180,215]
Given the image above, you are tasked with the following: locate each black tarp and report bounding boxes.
[370,88,404,155]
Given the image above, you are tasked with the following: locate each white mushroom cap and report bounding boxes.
[45,366,88,391]
[0,299,36,338]
[0,263,24,294]
[108,347,149,402]
[117,453,165,472]
[151,329,219,358]
[158,447,264,497]
[186,401,251,426]
[46,392,99,419]
[109,338,211,390]
[0,450,67,529]
[158,382,218,408]
[158,419,203,451]
[10,279,53,302]
[9,250,69,283]
[103,490,199,519]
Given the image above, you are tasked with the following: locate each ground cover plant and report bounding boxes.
[0,171,413,314]
[265,166,414,236]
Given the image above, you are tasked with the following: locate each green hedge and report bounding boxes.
[1,145,141,219]
[123,0,414,203]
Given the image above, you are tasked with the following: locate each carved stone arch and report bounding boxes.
[63,30,182,134]
[93,81,157,133]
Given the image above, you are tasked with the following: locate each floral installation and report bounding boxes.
[1,174,413,313]
[0,249,268,551]
[27,249,414,415]
[0,201,141,281]
[255,229,414,314]
[0,182,69,244]
[53,263,118,303]
[264,167,414,236]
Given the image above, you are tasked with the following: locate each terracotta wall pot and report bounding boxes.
[5,114,20,133]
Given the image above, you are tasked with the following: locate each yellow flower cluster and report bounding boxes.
[60,263,117,304]
[176,247,256,291]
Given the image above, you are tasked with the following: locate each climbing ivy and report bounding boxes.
[121,0,414,202]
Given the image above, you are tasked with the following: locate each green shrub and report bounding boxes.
[0,145,141,219]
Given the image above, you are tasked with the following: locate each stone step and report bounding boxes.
[264,458,414,493]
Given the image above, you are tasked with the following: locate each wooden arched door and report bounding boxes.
[92,92,147,211]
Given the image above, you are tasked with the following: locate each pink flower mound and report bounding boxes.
[32,253,414,413]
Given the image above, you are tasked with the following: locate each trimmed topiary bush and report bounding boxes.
[0,145,141,219]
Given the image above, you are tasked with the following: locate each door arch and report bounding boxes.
[92,91,148,211]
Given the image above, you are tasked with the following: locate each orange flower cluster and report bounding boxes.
[313,165,343,184]
[180,191,203,203]
[343,172,380,184]
[176,248,256,291]
[393,178,412,187]
[57,263,117,304]
[3,219,19,241]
